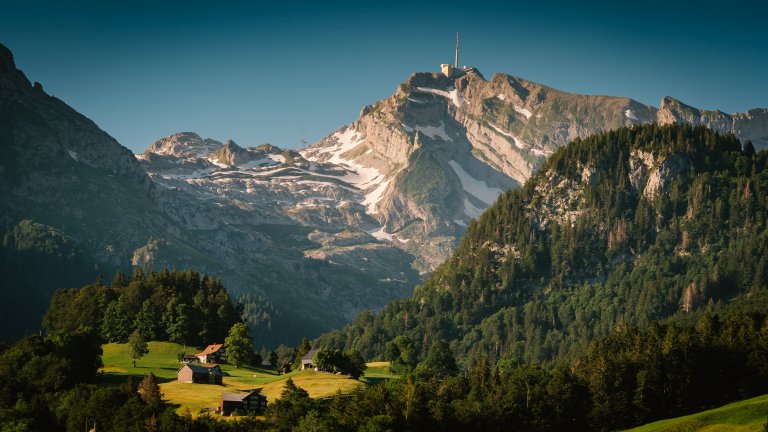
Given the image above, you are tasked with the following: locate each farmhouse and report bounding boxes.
[177,363,224,384]
[301,348,319,371]
[196,343,226,363]
[219,390,267,416]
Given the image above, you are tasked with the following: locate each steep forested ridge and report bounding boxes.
[316,123,768,366]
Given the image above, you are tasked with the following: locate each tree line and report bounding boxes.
[43,268,242,347]
[3,306,765,431]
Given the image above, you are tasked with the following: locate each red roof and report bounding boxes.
[196,343,224,356]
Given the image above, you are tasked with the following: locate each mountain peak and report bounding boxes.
[0,42,32,95]
[0,42,14,71]
[208,139,250,166]
[143,132,223,159]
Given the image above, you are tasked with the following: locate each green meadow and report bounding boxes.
[627,394,768,432]
[101,342,392,415]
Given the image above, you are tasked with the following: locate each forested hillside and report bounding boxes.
[43,269,241,347]
[315,123,768,366]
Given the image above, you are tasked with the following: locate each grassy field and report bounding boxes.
[360,361,400,385]
[101,342,389,415]
[626,394,768,432]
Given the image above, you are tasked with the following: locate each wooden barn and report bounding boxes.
[177,363,224,384]
[219,390,267,416]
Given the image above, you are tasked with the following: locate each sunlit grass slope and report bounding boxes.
[626,394,768,432]
[101,342,391,414]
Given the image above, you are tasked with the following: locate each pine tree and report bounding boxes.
[137,372,162,412]
[111,270,127,289]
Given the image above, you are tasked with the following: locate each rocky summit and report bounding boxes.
[232,69,768,272]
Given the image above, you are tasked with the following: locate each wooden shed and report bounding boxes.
[219,390,267,416]
[177,363,224,384]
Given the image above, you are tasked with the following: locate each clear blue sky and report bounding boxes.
[2,0,766,153]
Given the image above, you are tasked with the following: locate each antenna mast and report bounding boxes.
[454,32,459,68]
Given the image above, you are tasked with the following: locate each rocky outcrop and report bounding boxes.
[658,96,768,148]
[143,132,223,159]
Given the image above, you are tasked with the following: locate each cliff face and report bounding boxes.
[300,70,768,271]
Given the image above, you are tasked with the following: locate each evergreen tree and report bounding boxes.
[137,372,162,412]
[295,337,312,364]
[111,270,127,289]
[414,339,457,378]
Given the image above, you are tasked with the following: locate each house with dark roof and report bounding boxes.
[219,390,267,416]
[177,363,224,384]
[196,343,226,364]
[301,348,319,371]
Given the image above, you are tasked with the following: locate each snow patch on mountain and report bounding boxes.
[463,198,483,219]
[625,109,639,121]
[238,158,280,169]
[487,123,526,149]
[367,227,394,241]
[448,160,503,205]
[415,121,452,141]
[416,86,463,109]
[515,106,532,119]
[208,158,229,168]
[299,127,392,214]
[530,148,550,157]
[363,179,391,214]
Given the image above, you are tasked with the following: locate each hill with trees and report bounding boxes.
[315,123,768,367]
[43,268,241,347]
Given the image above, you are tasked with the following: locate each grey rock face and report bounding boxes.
[0,43,420,345]
[300,70,768,271]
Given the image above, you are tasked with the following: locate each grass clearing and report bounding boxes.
[626,394,768,432]
[100,342,396,415]
[259,371,364,401]
[361,361,400,385]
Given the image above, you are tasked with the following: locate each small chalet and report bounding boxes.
[301,348,319,371]
[219,390,267,416]
[197,343,226,364]
[177,363,224,384]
